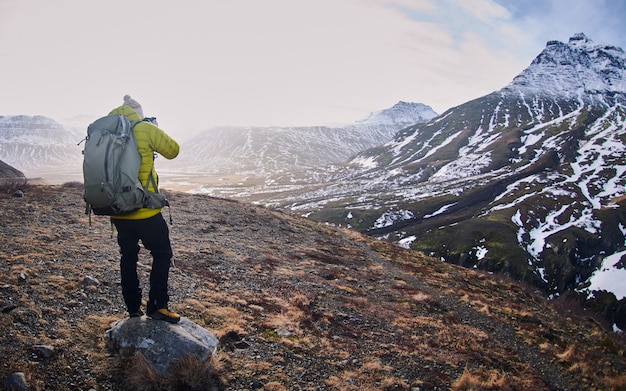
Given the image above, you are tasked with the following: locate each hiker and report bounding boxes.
[109,95,181,323]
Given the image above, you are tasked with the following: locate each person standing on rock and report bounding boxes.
[109,95,181,323]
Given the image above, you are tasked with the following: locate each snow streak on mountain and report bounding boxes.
[275,34,626,328]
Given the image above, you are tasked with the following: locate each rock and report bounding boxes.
[275,328,293,338]
[219,330,249,351]
[104,316,219,376]
[33,344,56,359]
[1,304,17,313]
[3,372,29,390]
[83,275,100,286]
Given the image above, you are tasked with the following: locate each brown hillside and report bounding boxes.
[1,184,625,390]
[0,160,25,187]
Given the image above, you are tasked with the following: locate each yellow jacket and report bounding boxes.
[108,105,180,220]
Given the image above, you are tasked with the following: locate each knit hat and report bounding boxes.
[123,95,144,118]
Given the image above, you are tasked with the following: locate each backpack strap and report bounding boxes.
[146,169,159,193]
[85,203,92,226]
[143,168,171,223]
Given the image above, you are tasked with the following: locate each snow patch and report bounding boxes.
[372,209,415,229]
[588,250,626,300]
[430,153,492,182]
[424,203,457,219]
[475,245,488,260]
[398,236,416,249]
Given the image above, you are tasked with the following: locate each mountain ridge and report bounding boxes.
[261,34,626,329]
[159,101,437,179]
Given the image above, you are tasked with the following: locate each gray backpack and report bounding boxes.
[82,114,167,216]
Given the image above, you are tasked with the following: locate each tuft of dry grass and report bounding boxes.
[123,352,226,391]
[123,352,167,391]
[451,366,510,390]
[556,344,576,362]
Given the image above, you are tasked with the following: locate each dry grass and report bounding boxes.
[451,366,511,390]
[128,353,226,391]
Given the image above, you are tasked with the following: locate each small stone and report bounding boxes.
[3,372,29,390]
[275,328,293,338]
[234,340,250,350]
[83,275,100,286]
[33,345,56,359]
[1,305,17,314]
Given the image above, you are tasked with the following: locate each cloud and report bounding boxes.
[454,0,511,22]
[0,0,623,137]
[493,0,626,50]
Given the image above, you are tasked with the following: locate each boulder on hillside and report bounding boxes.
[104,316,219,376]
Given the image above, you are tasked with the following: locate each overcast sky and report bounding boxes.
[1,0,625,139]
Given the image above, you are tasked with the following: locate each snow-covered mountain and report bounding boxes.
[267,34,626,328]
[0,115,84,181]
[355,101,437,127]
[160,101,436,183]
[511,33,625,96]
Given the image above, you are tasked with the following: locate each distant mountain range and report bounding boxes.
[158,101,436,179]
[0,102,436,186]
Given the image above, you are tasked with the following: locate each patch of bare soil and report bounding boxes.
[1,184,625,390]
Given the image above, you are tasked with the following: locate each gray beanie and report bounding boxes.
[123,95,144,118]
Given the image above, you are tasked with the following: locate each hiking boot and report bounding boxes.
[129,309,144,318]
[148,308,181,323]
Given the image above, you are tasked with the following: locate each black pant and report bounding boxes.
[112,213,173,314]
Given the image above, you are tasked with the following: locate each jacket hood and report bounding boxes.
[109,105,142,121]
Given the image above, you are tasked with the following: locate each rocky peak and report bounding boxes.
[356,101,437,128]
[568,32,592,46]
[507,33,626,96]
